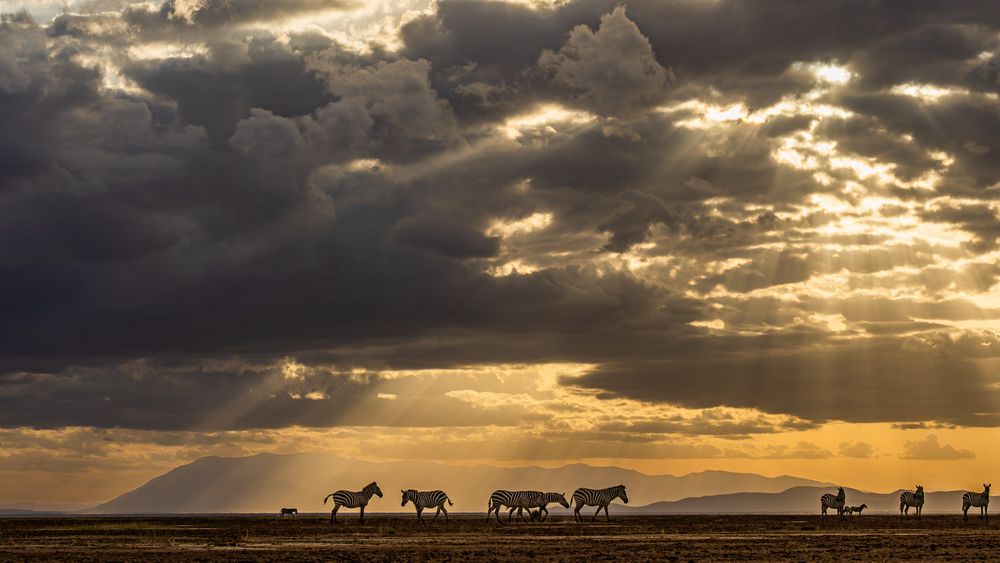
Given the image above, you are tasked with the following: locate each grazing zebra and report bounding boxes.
[900,485,924,518]
[820,487,847,517]
[962,483,991,522]
[572,485,628,523]
[509,492,570,522]
[401,489,453,523]
[844,504,867,516]
[486,490,539,523]
[323,481,383,524]
[279,507,297,517]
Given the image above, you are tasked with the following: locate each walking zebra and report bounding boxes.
[486,490,539,523]
[572,485,628,523]
[323,481,383,524]
[279,507,297,517]
[509,492,570,522]
[820,487,846,517]
[962,483,990,521]
[401,489,453,523]
[900,485,924,518]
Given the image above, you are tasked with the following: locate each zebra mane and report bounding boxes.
[364,481,379,492]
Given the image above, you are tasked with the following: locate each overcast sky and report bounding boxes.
[3,0,1000,506]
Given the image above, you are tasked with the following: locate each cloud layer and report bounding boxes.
[3,0,1000,448]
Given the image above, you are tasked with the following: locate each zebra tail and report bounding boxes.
[323,493,333,505]
[447,496,453,506]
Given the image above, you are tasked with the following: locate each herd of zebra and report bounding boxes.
[298,481,995,522]
[820,484,993,521]
[314,482,628,523]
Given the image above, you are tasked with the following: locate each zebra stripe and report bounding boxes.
[963,483,991,521]
[401,489,453,522]
[509,492,570,522]
[323,481,383,523]
[487,490,542,523]
[572,485,628,523]
[820,487,846,517]
[899,485,924,518]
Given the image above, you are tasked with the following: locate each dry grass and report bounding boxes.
[1,514,998,561]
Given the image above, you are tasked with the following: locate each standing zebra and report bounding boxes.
[962,483,990,522]
[509,492,570,522]
[401,489,453,523]
[572,485,628,523]
[900,485,925,519]
[820,487,846,517]
[323,481,383,524]
[486,490,539,523]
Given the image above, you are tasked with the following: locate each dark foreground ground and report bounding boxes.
[1,514,998,561]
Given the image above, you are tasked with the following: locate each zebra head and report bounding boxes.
[401,489,416,507]
[915,484,924,496]
[836,487,845,501]
[616,485,629,504]
[552,492,570,509]
[367,481,383,498]
[985,483,992,497]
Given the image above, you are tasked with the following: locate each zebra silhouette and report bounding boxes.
[401,489,453,523]
[323,481,383,524]
[572,485,628,522]
[900,485,924,518]
[820,487,846,517]
[486,490,538,523]
[963,483,990,521]
[509,492,570,522]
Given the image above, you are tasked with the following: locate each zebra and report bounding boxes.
[820,487,846,517]
[844,504,867,516]
[323,481,383,524]
[509,492,570,522]
[962,483,991,522]
[572,485,628,523]
[486,490,540,523]
[900,485,924,519]
[401,489,453,523]
[279,507,297,517]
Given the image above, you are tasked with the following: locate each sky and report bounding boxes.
[3,0,1000,508]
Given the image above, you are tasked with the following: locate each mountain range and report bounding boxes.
[87,452,831,514]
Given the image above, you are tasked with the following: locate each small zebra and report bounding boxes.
[844,504,867,516]
[323,481,383,524]
[509,492,570,522]
[401,489,453,523]
[900,485,924,519]
[962,483,991,522]
[279,507,297,517]
[486,490,539,523]
[820,487,846,517]
[572,485,628,523]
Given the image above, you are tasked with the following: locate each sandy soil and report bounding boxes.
[0,514,997,561]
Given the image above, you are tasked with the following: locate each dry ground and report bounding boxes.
[1,514,998,561]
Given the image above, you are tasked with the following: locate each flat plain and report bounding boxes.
[1,514,998,561]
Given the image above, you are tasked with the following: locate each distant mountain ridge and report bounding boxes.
[88,453,832,514]
[621,486,969,514]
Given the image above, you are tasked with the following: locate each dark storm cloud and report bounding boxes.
[5,0,1000,432]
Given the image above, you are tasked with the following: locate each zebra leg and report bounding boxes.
[331,505,340,524]
[963,503,970,521]
[603,505,611,522]
[592,506,601,523]
[574,501,582,523]
[540,506,548,522]
[508,507,516,522]
[416,506,424,523]
[359,505,365,523]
